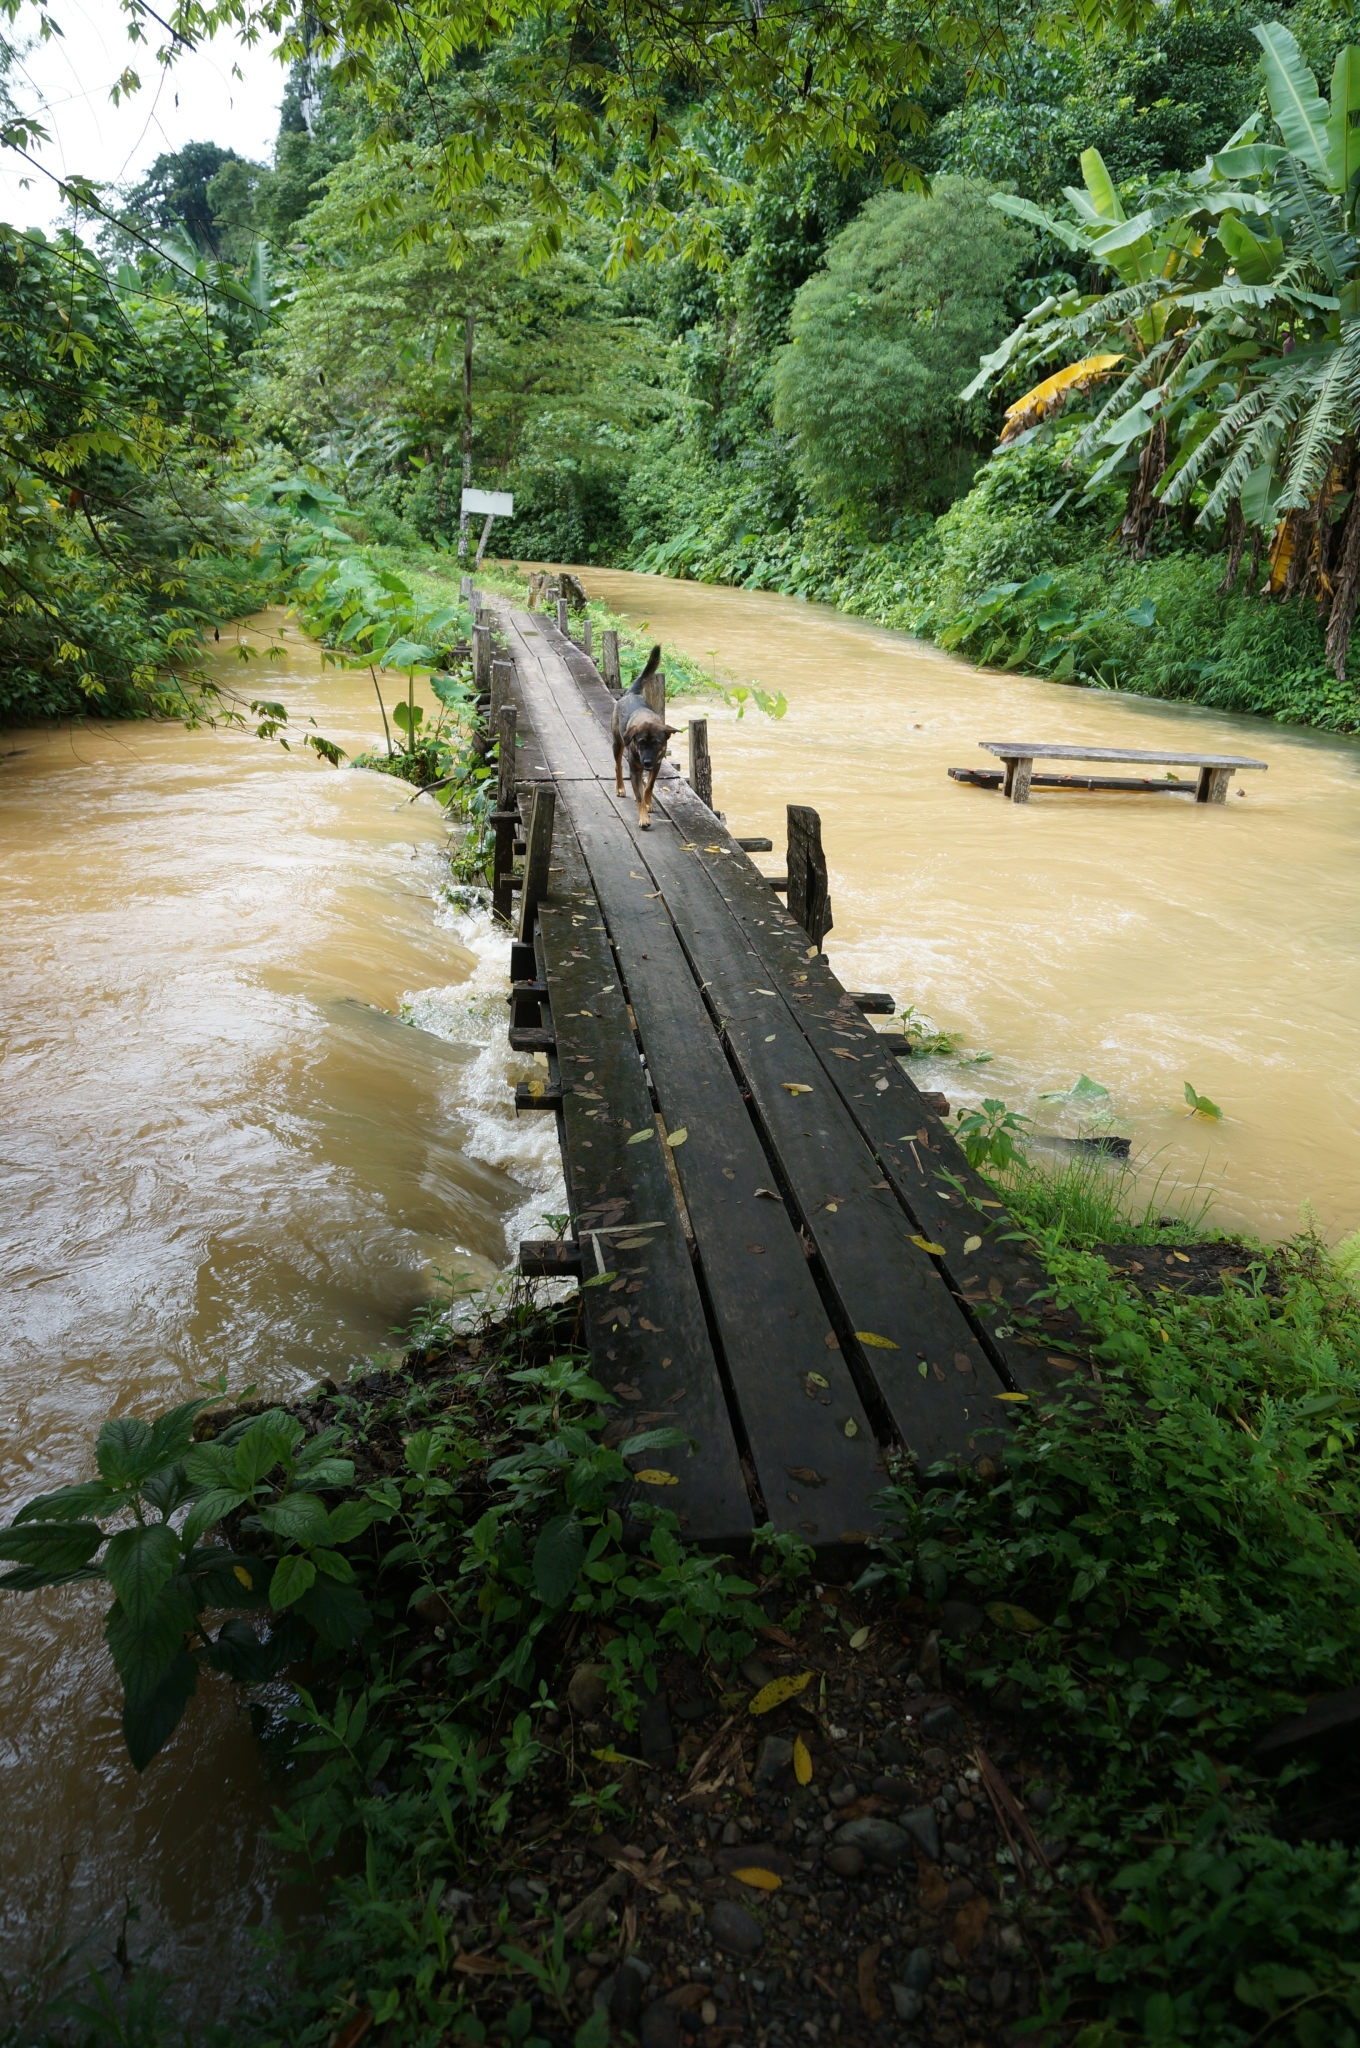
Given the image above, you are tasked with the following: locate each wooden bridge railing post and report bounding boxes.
[517,785,556,941]
[688,717,713,810]
[472,623,492,697]
[460,573,472,599]
[787,804,833,952]
[557,597,571,637]
[492,704,518,923]
[490,657,513,727]
[601,628,621,691]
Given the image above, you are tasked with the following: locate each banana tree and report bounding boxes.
[966,25,1360,674]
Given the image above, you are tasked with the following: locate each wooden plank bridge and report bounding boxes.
[475,593,1086,1553]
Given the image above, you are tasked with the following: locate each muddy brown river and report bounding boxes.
[2,572,1358,2011]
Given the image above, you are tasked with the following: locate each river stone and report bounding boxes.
[904,1947,934,1991]
[710,1900,765,1957]
[754,1735,794,1789]
[832,1816,911,1865]
[876,1731,911,1769]
[825,1845,864,1878]
[567,1663,609,1717]
[922,1703,966,1745]
[898,1807,941,1862]
[891,1985,924,2023]
[739,1653,776,1690]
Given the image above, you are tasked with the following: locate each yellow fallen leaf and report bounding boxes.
[856,1331,899,1350]
[635,1469,680,1485]
[805,946,818,959]
[734,1867,782,1891]
[986,1601,1045,1634]
[912,1236,946,1255]
[849,1626,870,1650]
[782,1082,813,1095]
[843,1418,859,1438]
[528,1078,544,1100]
[666,1128,688,1147]
[749,1671,813,1715]
[793,1734,813,1785]
[592,1746,628,1764]
[233,1564,253,1590]
[964,1234,982,1254]
[996,1392,1029,1402]
[627,1128,654,1145]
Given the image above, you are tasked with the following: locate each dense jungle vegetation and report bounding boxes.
[5,1,1360,2045]
[9,0,1360,729]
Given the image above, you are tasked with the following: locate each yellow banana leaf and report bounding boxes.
[1001,354,1125,443]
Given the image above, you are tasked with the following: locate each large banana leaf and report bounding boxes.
[1081,148,1126,223]
[1326,46,1360,197]
[989,194,1092,255]
[1254,24,1330,187]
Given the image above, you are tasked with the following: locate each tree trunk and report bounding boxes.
[1219,503,1245,592]
[1325,487,1360,679]
[1119,420,1168,557]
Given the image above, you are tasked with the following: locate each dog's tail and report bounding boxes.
[629,644,662,691]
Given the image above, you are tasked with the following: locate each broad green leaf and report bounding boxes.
[1327,48,1360,195]
[269,1553,317,1608]
[296,1576,370,1647]
[310,1548,356,1583]
[257,1492,333,1546]
[1081,147,1126,222]
[0,1521,104,1572]
[146,1398,213,1473]
[182,1547,265,1606]
[181,1439,234,1489]
[383,638,436,671]
[105,1578,198,1701]
[203,1615,279,1684]
[1218,213,1283,285]
[232,1412,302,1489]
[533,1513,585,1607]
[986,194,1091,256]
[620,1427,692,1457]
[103,1524,180,1625]
[1255,24,1331,185]
[122,1646,199,1772]
[95,1417,157,1489]
[297,1458,356,1492]
[13,1482,117,1526]
[141,1463,194,1517]
[181,1487,250,1550]
[327,1500,374,1544]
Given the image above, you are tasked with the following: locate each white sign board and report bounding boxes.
[461,488,514,517]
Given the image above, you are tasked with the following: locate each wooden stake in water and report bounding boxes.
[493,704,518,924]
[787,804,833,952]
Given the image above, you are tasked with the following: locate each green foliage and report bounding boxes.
[0,224,274,723]
[771,181,1032,517]
[953,1097,1032,1171]
[867,1231,1360,2044]
[0,1397,375,1769]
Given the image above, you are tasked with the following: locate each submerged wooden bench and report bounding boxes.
[954,742,1268,805]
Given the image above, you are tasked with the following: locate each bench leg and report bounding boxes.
[1196,766,1231,804]
[1008,756,1034,804]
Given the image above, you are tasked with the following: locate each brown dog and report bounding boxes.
[611,646,677,829]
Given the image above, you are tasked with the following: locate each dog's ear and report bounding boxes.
[662,725,679,737]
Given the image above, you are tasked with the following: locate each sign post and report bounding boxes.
[461,487,514,569]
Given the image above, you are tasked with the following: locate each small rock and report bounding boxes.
[994,1678,1024,1714]
[916,1630,942,1689]
[945,1878,974,1907]
[876,1732,911,1769]
[903,1947,934,1992]
[592,1974,616,2014]
[507,1878,537,1917]
[567,1664,610,1717]
[890,1985,924,2023]
[412,1588,453,1625]
[900,1806,941,1862]
[740,1653,776,1689]
[722,1820,742,1847]
[612,1965,645,2027]
[828,1780,857,1810]
[991,1968,1014,2010]
[1026,1782,1055,1815]
[922,1704,966,1745]
[832,1816,911,1865]
[754,1736,794,1789]
[710,1900,764,1957]
[967,1973,990,2005]
[941,1941,961,1969]
[939,1600,985,1642]
[922,1746,950,1773]
[825,1845,863,1878]
[685,1855,715,1881]
[641,2000,682,2048]
[999,1923,1025,1958]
